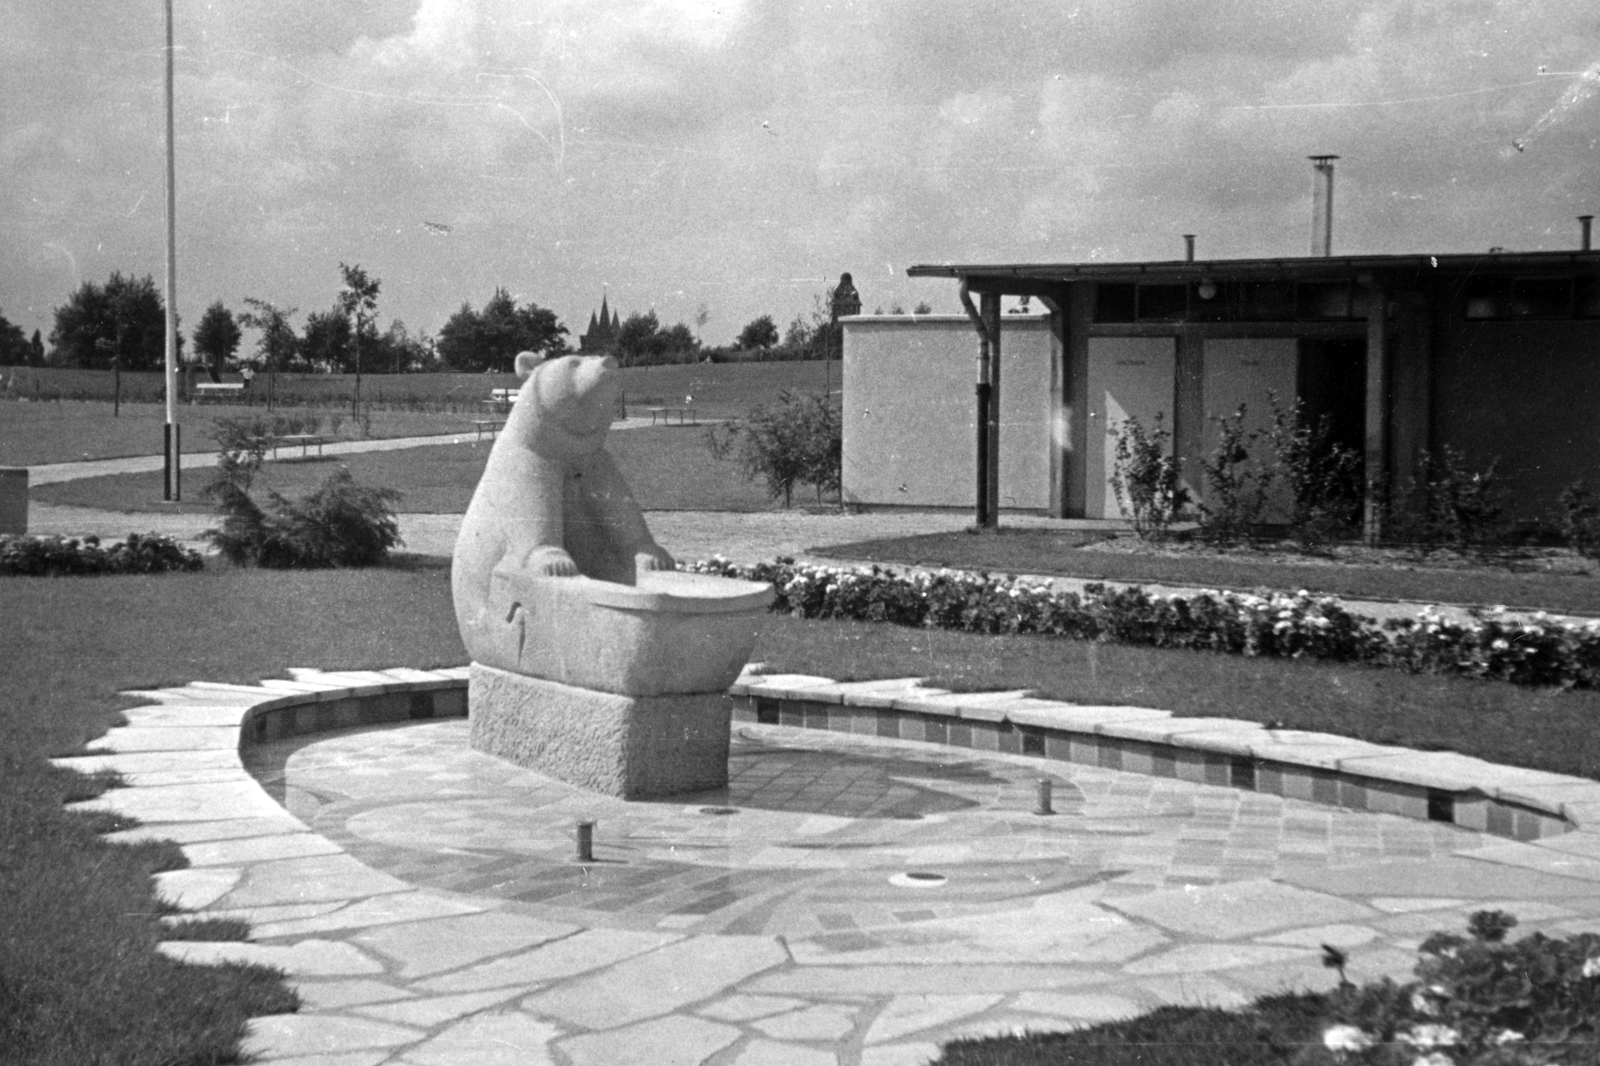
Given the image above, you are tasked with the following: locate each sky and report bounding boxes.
[2,0,1598,349]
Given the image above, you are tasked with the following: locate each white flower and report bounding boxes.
[1322,1024,1375,1054]
[1400,1024,1458,1049]
[1409,989,1438,1016]
[1583,955,1600,978]
[1493,1029,1525,1045]
[1411,1053,1453,1066]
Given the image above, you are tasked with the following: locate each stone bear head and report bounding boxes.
[511,351,621,460]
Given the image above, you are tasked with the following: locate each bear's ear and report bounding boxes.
[513,351,543,381]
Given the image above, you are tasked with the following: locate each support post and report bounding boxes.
[959,280,994,528]
[162,0,180,501]
[1363,282,1389,544]
[981,292,1001,525]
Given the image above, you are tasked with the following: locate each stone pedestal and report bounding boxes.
[0,467,26,535]
[469,663,732,799]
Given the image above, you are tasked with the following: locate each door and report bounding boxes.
[1201,338,1300,521]
[1086,337,1176,519]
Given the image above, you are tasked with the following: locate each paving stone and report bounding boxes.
[751,1004,857,1041]
[201,901,348,927]
[1122,943,1316,976]
[1255,923,1381,949]
[1368,896,1469,913]
[220,853,416,906]
[239,1014,422,1060]
[400,1011,561,1066]
[121,766,260,787]
[1007,991,1143,1024]
[752,966,1111,997]
[853,988,1018,1044]
[522,935,787,1029]
[153,866,241,910]
[352,911,578,978]
[1453,839,1600,883]
[106,815,307,845]
[558,1015,740,1066]
[860,1042,944,1066]
[67,779,288,822]
[249,1051,394,1066]
[353,988,524,1027]
[730,1039,839,1066]
[1104,879,1374,939]
[418,928,680,993]
[53,749,243,775]
[183,832,344,867]
[294,979,417,1010]
[698,994,812,1022]
[252,891,487,939]
[1135,974,1252,1010]
[160,939,385,976]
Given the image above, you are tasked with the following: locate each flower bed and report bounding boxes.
[683,557,1600,691]
[0,533,204,576]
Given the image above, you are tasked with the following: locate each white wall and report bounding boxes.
[842,314,1055,510]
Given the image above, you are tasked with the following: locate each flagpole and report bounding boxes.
[163,0,180,500]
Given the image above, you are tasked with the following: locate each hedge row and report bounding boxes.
[0,533,204,576]
[684,557,1600,691]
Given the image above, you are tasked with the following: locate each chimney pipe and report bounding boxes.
[1309,155,1338,257]
[1183,234,1196,261]
[1581,215,1594,252]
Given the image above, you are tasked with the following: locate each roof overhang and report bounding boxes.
[908,250,1600,289]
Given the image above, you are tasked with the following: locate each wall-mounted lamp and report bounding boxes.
[1196,280,1218,301]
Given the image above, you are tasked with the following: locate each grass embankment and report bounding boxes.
[819,528,1600,617]
[0,559,464,1066]
[1,360,837,466]
[31,425,780,515]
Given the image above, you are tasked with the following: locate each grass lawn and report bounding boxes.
[30,425,785,514]
[0,558,466,1065]
[754,614,1600,780]
[818,527,1600,616]
[2,360,836,466]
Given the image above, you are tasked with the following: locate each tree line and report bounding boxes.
[0,265,923,374]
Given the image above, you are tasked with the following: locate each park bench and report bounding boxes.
[486,388,516,413]
[471,419,505,442]
[269,434,327,458]
[647,406,698,426]
[193,382,245,402]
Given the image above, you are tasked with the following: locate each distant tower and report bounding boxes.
[580,294,620,353]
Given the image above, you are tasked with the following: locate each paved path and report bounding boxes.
[56,668,1600,1065]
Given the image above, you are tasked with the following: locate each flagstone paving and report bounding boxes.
[54,674,1600,1066]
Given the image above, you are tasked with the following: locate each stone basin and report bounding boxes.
[477,567,774,697]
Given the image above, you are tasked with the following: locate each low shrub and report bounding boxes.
[1198,403,1275,545]
[1109,413,1189,541]
[211,412,325,490]
[686,557,1600,691]
[1558,484,1600,564]
[1390,447,1509,554]
[705,389,839,507]
[1265,394,1364,547]
[202,466,402,568]
[0,533,203,576]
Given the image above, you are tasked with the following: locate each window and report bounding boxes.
[1464,276,1573,319]
[1094,283,1136,323]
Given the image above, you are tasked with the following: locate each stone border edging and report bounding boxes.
[729,670,1600,843]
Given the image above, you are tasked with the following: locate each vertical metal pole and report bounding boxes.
[1363,283,1388,544]
[163,0,180,500]
[981,292,1001,527]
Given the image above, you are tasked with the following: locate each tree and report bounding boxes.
[300,307,352,372]
[437,288,566,372]
[29,329,44,366]
[192,301,242,381]
[737,314,779,350]
[0,310,30,365]
[237,298,298,409]
[337,262,380,393]
[370,319,432,373]
[49,273,177,370]
[707,390,841,507]
[613,310,700,367]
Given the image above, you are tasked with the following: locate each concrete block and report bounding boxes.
[0,467,26,534]
[1069,735,1102,766]
[1174,749,1209,784]
[1361,779,1430,821]
[468,663,730,799]
[433,687,467,717]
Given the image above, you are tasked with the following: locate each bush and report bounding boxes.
[1265,394,1364,547]
[0,533,203,576]
[1198,404,1275,545]
[1390,447,1508,553]
[705,390,840,507]
[685,556,1600,691]
[202,466,402,568]
[1109,413,1189,541]
[1558,483,1600,563]
[1300,911,1600,1066]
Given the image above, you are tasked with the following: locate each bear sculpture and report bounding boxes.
[452,351,676,674]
